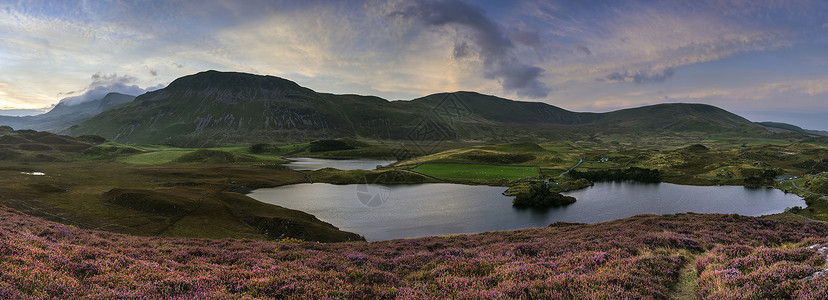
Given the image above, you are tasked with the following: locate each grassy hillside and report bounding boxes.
[411,163,540,181]
[1,206,826,298]
[64,71,799,147]
[0,128,362,243]
[0,126,99,161]
[759,121,828,137]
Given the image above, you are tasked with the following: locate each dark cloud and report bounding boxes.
[392,0,550,98]
[602,68,676,84]
[633,68,674,83]
[575,44,591,55]
[58,73,162,106]
[491,64,550,98]
[453,41,470,58]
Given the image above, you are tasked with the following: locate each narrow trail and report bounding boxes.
[785,179,828,201]
[788,212,823,223]
[559,157,583,177]
[668,257,700,300]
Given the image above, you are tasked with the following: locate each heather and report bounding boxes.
[696,243,828,299]
[2,206,827,299]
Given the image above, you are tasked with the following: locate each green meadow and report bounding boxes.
[411,163,540,181]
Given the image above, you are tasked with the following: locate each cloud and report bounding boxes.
[453,41,470,58]
[391,0,550,98]
[541,1,790,89]
[58,73,162,106]
[490,64,550,98]
[507,26,541,47]
[575,44,591,56]
[602,68,676,84]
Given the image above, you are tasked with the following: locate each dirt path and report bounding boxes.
[668,253,702,300]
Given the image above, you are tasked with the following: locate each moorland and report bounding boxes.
[1,70,827,298]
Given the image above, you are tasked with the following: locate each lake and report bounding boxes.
[247,182,806,241]
[283,157,396,171]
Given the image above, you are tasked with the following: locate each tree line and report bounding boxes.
[569,167,662,183]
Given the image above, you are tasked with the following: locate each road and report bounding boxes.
[781,179,827,223]
[785,179,828,201]
[559,157,583,177]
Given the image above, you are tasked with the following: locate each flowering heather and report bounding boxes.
[1,206,827,299]
[696,242,828,299]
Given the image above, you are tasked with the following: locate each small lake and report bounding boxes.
[283,157,396,171]
[247,182,806,241]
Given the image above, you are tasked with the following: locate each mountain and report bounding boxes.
[757,122,828,137]
[64,71,773,146]
[0,93,136,132]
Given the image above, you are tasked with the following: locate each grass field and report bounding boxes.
[118,150,193,164]
[411,163,540,181]
[117,147,288,165]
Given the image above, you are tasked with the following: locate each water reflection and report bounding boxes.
[248,182,805,241]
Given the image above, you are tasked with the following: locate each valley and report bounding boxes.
[2,125,826,243]
[1,71,827,298]
[5,0,828,297]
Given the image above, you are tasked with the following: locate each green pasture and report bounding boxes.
[411,163,540,181]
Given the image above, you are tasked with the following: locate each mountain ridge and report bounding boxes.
[0,92,136,132]
[62,70,780,146]
[758,121,828,137]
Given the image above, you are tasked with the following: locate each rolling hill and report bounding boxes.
[758,122,828,137]
[64,71,775,147]
[0,92,135,132]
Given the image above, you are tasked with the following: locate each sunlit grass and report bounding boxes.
[411,163,539,180]
[118,150,194,165]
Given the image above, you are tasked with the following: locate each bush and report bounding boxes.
[743,169,781,187]
[569,167,661,183]
[512,182,576,207]
[249,143,274,154]
[308,140,355,152]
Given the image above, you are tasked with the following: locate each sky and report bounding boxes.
[1,0,826,130]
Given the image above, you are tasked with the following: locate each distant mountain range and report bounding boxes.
[756,122,828,137]
[60,71,789,147]
[0,93,135,132]
[1,70,811,147]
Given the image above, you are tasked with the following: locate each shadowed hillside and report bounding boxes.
[0,93,135,132]
[63,71,784,147]
[0,126,101,161]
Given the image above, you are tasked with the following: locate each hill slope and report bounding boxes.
[65,71,772,146]
[2,205,826,298]
[0,93,135,132]
[0,126,101,161]
[758,121,828,137]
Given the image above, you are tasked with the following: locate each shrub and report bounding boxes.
[308,140,355,152]
[569,167,661,183]
[249,143,274,154]
[512,182,576,207]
